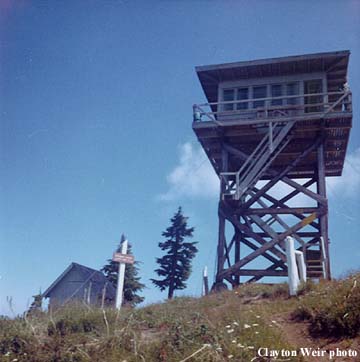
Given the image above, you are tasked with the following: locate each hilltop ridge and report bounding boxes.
[1,273,359,361]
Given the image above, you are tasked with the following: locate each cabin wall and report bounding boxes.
[48,268,89,307]
[47,267,113,308]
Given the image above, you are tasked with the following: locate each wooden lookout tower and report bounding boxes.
[192,51,352,287]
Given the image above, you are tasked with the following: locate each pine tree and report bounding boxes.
[151,207,198,299]
[27,292,42,316]
[101,235,145,307]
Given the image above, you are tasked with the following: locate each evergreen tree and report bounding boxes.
[151,207,198,299]
[101,235,145,307]
[27,292,42,316]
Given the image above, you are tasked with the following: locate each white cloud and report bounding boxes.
[160,144,360,202]
[327,148,360,198]
[160,143,219,200]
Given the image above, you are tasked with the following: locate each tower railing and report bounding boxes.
[193,90,352,124]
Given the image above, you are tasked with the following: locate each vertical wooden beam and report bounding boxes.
[234,227,241,285]
[317,141,330,279]
[216,206,226,282]
[216,145,229,283]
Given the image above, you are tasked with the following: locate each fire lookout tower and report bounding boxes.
[192,51,352,287]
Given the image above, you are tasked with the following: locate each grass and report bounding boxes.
[291,272,360,338]
[1,273,359,361]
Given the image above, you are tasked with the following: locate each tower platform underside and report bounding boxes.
[194,113,351,179]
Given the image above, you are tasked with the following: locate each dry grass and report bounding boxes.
[1,273,359,361]
[291,272,360,338]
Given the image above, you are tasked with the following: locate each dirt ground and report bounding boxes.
[272,312,360,362]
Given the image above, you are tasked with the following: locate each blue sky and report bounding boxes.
[0,1,359,315]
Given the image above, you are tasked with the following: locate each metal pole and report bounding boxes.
[115,239,128,310]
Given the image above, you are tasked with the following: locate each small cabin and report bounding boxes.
[43,262,116,308]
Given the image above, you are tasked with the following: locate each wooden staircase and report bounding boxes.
[306,249,325,279]
[221,121,295,200]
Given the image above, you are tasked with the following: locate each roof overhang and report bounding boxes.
[42,262,114,299]
[196,50,350,104]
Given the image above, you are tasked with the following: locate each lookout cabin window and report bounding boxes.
[223,88,249,111]
[223,89,235,111]
[271,84,283,106]
[304,79,323,113]
[286,82,300,105]
[220,80,313,113]
[236,87,249,110]
[253,85,267,108]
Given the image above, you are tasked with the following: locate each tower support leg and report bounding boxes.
[317,142,330,279]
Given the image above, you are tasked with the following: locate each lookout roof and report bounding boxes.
[196,50,350,104]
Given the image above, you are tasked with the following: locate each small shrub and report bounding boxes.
[291,306,313,321]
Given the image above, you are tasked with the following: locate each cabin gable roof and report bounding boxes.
[42,262,115,299]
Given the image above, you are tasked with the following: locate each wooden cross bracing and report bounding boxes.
[214,130,330,286]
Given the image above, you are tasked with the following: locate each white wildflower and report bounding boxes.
[227,328,234,333]
[225,324,231,328]
[233,321,239,326]
[244,324,251,329]
[228,355,234,359]
[255,331,259,334]
[247,346,255,350]
[232,339,236,343]
[256,315,260,318]
[237,343,244,348]
[252,323,259,326]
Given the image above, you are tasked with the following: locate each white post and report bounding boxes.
[285,236,300,296]
[295,251,307,283]
[87,281,92,304]
[115,238,128,310]
[320,236,327,279]
[202,266,209,296]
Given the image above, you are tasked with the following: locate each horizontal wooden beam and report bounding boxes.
[238,207,321,215]
[247,263,287,283]
[246,232,320,238]
[235,269,288,277]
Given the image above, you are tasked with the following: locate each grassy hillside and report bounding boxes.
[1,273,359,362]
